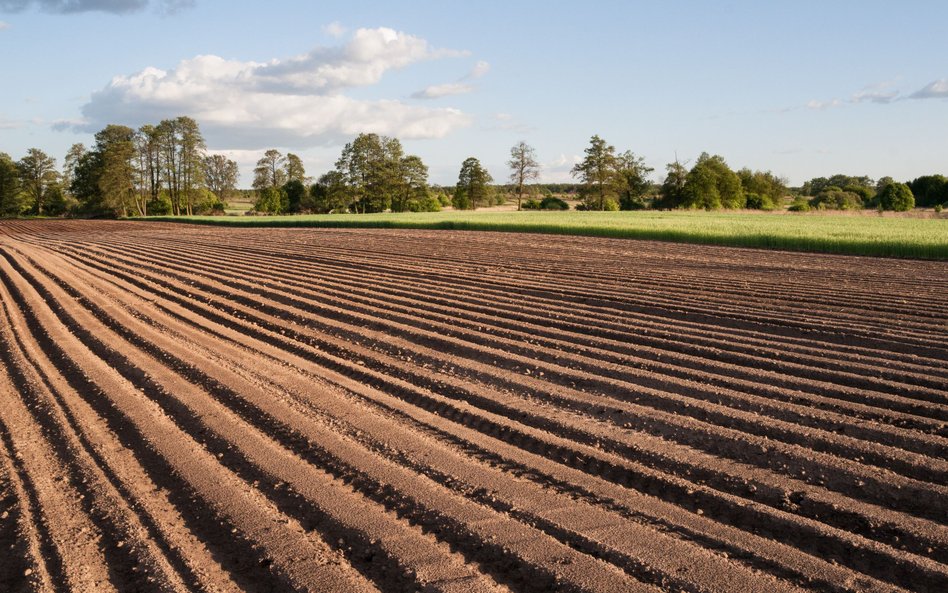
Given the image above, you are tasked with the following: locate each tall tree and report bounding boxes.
[682,153,744,210]
[16,148,58,216]
[309,170,349,213]
[134,125,162,214]
[96,125,138,217]
[507,141,540,210]
[203,154,239,204]
[334,134,404,213]
[455,157,493,210]
[156,118,182,215]
[657,156,688,209]
[285,153,307,184]
[615,151,653,210]
[0,152,24,217]
[571,135,618,210]
[62,143,87,198]
[391,155,429,212]
[253,149,287,190]
[177,116,206,216]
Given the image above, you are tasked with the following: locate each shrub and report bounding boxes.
[406,195,442,212]
[745,193,775,210]
[788,199,810,212]
[877,182,915,212]
[539,196,569,210]
[810,190,863,210]
[935,204,943,213]
[522,198,542,210]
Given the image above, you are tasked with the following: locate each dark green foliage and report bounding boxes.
[656,160,688,209]
[907,175,948,208]
[744,193,775,210]
[616,151,653,210]
[522,198,542,210]
[539,196,569,210]
[877,182,915,211]
[70,150,107,215]
[810,190,864,210]
[738,169,786,209]
[572,135,618,211]
[406,194,442,212]
[283,179,307,213]
[788,198,811,212]
[0,153,25,216]
[254,186,289,214]
[682,153,744,209]
[455,157,493,210]
[308,171,349,213]
[802,175,873,196]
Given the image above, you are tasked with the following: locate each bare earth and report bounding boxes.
[0,220,945,593]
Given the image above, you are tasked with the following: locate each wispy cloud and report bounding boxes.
[412,59,490,100]
[322,20,346,38]
[60,27,473,148]
[0,0,193,14]
[411,82,474,99]
[800,77,948,112]
[0,19,10,28]
[911,79,948,99]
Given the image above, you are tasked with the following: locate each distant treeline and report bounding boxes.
[1,120,946,218]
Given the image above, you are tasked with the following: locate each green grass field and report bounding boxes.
[140,210,948,259]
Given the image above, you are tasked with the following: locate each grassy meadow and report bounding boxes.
[139,210,948,260]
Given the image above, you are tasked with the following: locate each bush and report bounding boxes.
[809,190,863,210]
[539,196,569,210]
[406,195,442,212]
[522,198,542,210]
[935,204,943,213]
[877,182,915,212]
[745,193,775,210]
[788,199,810,212]
[253,186,289,214]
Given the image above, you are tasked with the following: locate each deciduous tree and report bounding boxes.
[455,157,493,210]
[507,141,540,211]
[571,135,617,210]
[253,149,287,190]
[204,154,239,205]
[16,148,58,215]
[615,151,653,210]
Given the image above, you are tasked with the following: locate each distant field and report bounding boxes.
[142,210,948,259]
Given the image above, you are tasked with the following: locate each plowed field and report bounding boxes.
[0,220,945,593]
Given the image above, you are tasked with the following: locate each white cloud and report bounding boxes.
[411,82,474,99]
[412,59,489,100]
[911,79,948,99]
[66,27,473,148]
[467,60,490,79]
[806,98,843,110]
[0,20,10,29]
[323,20,346,38]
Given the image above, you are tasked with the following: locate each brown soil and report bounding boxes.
[0,220,945,593]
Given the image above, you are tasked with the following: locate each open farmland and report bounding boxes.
[0,220,946,593]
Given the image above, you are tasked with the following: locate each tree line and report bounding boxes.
[2,125,946,218]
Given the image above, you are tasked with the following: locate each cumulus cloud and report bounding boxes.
[0,0,192,14]
[65,27,473,148]
[911,79,948,99]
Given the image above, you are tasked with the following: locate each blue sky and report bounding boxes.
[1,0,946,187]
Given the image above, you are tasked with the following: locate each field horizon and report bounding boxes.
[140,209,948,260]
